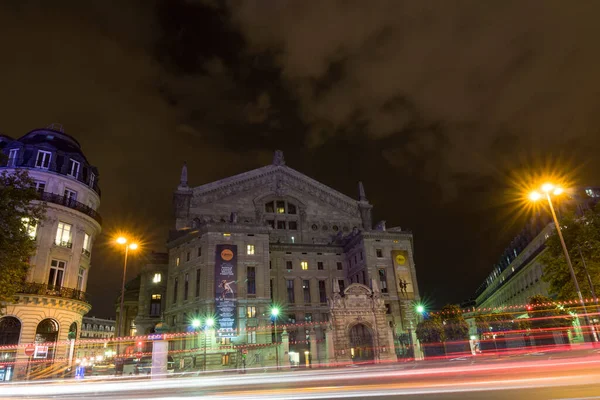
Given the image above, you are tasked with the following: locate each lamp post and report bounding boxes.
[529,184,596,342]
[271,307,280,370]
[115,236,138,362]
[204,318,214,372]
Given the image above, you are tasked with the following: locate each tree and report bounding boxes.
[416,315,444,343]
[440,304,469,341]
[539,205,600,301]
[526,294,574,331]
[0,168,46,314]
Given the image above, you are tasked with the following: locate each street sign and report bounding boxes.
[34,345,48,359]
[24,345,35,357]
[147,334,164,341]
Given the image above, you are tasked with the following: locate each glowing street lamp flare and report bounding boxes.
[553,187,563,195]
[116,236,127,245]
[271,307,280,317]
[191,319,201,328]
[541,183,554,193]
[529,191,542,201]
[129,243,139,250]
[206,318,215,327]
[416,305,425,313]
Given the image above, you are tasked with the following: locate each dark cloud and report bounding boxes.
[230,0,600,190]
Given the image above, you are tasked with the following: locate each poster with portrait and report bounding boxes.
[215,244,237,338]
[391,250,414,299]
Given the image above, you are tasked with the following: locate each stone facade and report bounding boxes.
[133,151,419,369]
[0,126,101,378]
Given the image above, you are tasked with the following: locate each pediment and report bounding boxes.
[344,283,373,297]
[191,165,360,217]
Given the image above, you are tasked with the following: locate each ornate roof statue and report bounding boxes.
[272,150,285,166]
[178,161,188,189]
[358,181,367,201]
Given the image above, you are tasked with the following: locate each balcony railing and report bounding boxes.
[82,248,91,257]
[55,240,73,249]
[18,282,89,303]
[38,191,102,225]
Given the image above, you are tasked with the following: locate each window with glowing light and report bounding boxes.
[246,306,256,318]
[55,222,72,247]
[301,261,308,270]
[82,233,91,256]
[22,217,37,239]
[77,267,85,291]
[153,273,162,283]
[247,244,255,255]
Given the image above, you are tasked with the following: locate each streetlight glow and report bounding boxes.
[529,191,542,201]
[129,243,139,250]
[191,319,201,328]
[541,183,554,193]
[553,187,563,195]
[271,307,280,317]
[116,236,127,245]
[416,304,425,314]
[206,318,215,327]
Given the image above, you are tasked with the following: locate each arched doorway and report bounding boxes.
[349,323,374,362]
[36,319,59,359]
[0,317,21,346]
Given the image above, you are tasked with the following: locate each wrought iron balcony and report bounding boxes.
[82,248,91,257]
[55,240,73,249]
[18,282,90,303]
[38,191,102,225]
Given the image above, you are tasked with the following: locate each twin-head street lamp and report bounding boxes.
[270,307,280,370]
[191,317,215,371]
[529,183,596,342]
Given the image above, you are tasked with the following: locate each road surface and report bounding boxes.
[3,352,600,399]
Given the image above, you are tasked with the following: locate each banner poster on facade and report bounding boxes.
[215,244,238,338]
[391,250,414,300]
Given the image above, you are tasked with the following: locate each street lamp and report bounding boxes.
[204,318,214,372]
[271,307,280,370]
[115,236,139,361]
[529,183,596,342]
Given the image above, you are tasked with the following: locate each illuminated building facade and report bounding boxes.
[133,151,420,369]
[0,125,101,376]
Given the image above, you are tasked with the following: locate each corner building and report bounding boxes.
[136,151,420,368]
[0,125,101,377]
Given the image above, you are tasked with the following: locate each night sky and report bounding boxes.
[2,1,600,318]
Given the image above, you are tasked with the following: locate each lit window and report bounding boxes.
[247,331,256,344]
[222,354,230,365]
[153,273,162,283]
[77,267,85,291]
[247,244,255,255]
[68,159,80,178]
[301,261,308,270]
[176,257,180,266]
[7,148,18,166]
[48,259,66,287]
[246,306,256,318]
[22,217,37,239]
[276,201,286,214]
[55,222,72,247]
[82,233,91,256]
[35,150,52,169]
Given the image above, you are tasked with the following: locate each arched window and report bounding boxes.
[264,199,299,230]
[0,317,21,346]
[35,319,59,344]
[68,322,78,339]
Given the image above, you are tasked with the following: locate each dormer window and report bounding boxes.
[265,199,298,215]
[68,159,80,178]
[35,150,52,169]
[7,149,18,167]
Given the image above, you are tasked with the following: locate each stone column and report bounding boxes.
[309,328,318,367]
[325,326,335,366]
[281,328,289,368]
